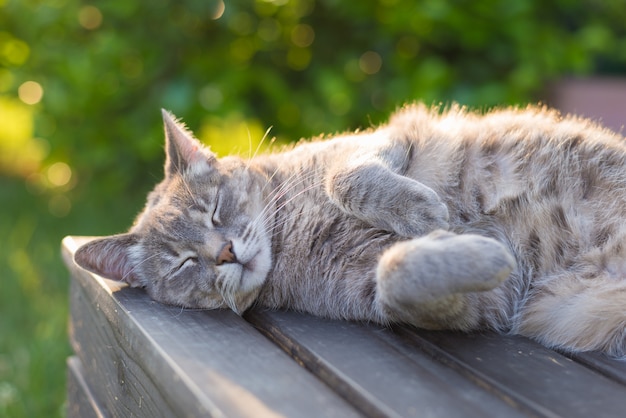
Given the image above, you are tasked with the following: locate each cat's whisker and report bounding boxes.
[403,142,413,167]
[259,164,311,199]
[262,206,306,233]
[267,177,324,217]
[257,180,325,233]
[252,126,273,162]
[271,170,321,204]
[262,212,294,237]
[262,168,313,203]
[242,173,322,244]
[246,125,253,163]
[251,169,317,229]
[180,174,199,206]
[122,252,166,282]
[172,306,187,317]
[259,165,282,195]
[215,275,241,314]
[245,125,274,171]
[253,174,316,228]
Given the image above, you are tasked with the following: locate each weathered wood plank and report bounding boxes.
[63,236,361,418]
[66,356,107,418]
[245,309,527,418]
[65,235,626,418]
[569,351,626,386]
[398,328,626,418]
[69,275,180,417]
[247,309,626,418]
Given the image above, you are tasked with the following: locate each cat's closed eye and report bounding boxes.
[173,255,199,274]
[211,193,221,226]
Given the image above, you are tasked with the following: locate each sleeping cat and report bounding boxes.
[74,104,626,357]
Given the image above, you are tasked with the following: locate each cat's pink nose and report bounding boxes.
[216,241,237,265]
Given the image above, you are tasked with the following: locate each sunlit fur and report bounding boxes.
[75,104,626,356]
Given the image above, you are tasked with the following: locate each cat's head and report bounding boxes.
[74,110,274,313]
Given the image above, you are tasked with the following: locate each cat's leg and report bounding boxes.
[325,160,449,237]
[516,265,626,357]
[375,230,516,330]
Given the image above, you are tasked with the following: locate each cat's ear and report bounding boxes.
[161,109,216,177]
[74,234,143,288]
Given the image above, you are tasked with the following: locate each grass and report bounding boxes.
[0,176,143,417]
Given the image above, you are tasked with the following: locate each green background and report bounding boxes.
[1,0,625,415]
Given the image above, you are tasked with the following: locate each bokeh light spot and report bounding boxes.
[78,5,103,30]
[47,162,72,188]
[257,18,281,42]
[0,36,30,66]
[359,51,382,75]
[198,114,266,157]
[291,24,315,48]
[211,0,225,20]
[18,81,43,105]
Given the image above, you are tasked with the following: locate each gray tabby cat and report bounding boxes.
[75,104,626,356]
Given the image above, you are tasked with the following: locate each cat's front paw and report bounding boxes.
[375,182,449,237]
[326,162,449,237]
[391,189,450,237]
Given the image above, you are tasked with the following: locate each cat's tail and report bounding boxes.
[516,270,626,358]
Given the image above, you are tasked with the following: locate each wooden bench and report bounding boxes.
[63,236,626,418]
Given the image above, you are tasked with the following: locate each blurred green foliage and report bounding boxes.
[1,0,625,416]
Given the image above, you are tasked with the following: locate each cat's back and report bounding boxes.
[387,104,626,202]
[388,104,626,276]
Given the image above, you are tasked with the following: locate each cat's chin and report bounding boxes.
[214,251,270,314]
[237,245,272,293]
[232,288,262,315]
[238,262,268,297]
